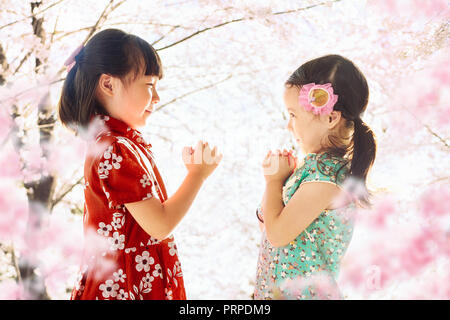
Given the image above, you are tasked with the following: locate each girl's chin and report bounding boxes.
[133,118,148,129]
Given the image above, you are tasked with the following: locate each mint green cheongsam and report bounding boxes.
[254,152,356,300]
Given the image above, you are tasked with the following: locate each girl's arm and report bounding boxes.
[261,150,341,247]
[257,190,268,233]
[125,141,222,240]
[262,180,341,247]
[258,220,265,232]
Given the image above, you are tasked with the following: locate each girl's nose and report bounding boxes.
[152,90,160,104]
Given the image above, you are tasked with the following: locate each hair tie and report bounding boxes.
[64,44,84,73]
[354,117,363,125]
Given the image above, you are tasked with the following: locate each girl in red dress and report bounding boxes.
[58,29,222,300]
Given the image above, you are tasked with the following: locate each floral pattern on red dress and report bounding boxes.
[71,115,186,300]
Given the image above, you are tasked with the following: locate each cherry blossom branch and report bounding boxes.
[0,0,67,31]
[423,124,449,149]
[103,21,192,30]
[156,0,343,51]
[154,74,233,112]
[50,175,84,211]
[82,0,127,45]
[427,176,450,185]
[0,44,7,85]
[400,103,450,149]
[151,26,180,46]
[52,21,189,43]
[9,0,128,78]
[0,243,21,284]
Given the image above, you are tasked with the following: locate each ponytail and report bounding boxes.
[350,117,377,208]
[58,63,78,128]
[58,56,106,132]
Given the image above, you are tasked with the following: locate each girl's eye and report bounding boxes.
[289,113,295,118]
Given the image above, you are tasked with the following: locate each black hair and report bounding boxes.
[286,54,377,208]
[58,28,163,131]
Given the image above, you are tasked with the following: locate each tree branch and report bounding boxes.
[50,175,84,210]
[156,0,343,51]
[156,17,245,51]
[52,0,127,78]
[155,74,232,112]
[151,26,179,46]
[423,124,449,149]
[0,0,67,31]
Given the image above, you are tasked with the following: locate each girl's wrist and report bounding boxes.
[264,178,284,187]
[187,170,207,183]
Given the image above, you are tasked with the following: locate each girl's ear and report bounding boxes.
[98,74,114,97]
[327,110,342,129]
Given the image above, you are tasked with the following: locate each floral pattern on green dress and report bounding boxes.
[254,152,356,300]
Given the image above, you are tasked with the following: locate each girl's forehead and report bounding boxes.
[142,74,158,82]
[130,74,158,83]
[284,85,300,96]
[284,86,300,106]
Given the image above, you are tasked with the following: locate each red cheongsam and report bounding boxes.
[71,115,186,300]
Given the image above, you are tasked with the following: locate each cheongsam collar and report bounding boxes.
[94,114,152,148]
[303,151,347,162]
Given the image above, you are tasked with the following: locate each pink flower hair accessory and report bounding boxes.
[64,44,84,73]
[298,82,338,115]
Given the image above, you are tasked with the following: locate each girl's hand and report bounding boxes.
[182,140,223,181]
[262,149,296,183]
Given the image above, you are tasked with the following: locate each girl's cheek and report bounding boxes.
[291,120,297,131]
[294,123,302,137]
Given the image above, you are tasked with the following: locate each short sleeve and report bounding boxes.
[299,153,350,188]
[96,139,156,208]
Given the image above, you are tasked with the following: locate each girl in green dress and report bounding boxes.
[254,55,377,300]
